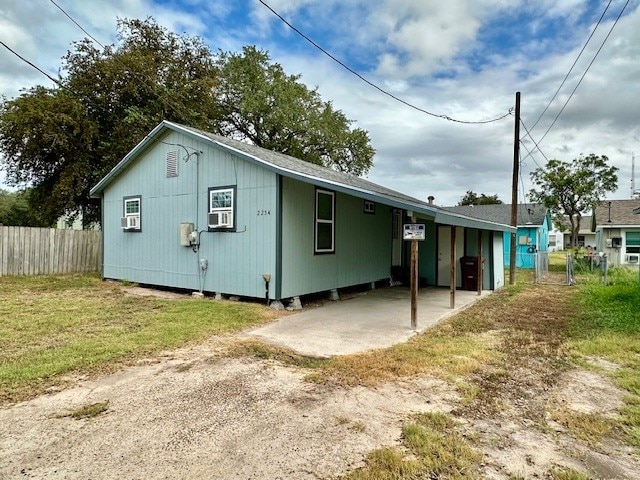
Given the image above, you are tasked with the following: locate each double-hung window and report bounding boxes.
[315,189,335,254]
[208,187,235,230]
[121,196,141,231]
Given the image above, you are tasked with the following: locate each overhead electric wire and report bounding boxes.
[519,119,549,166]
[526,0,613,133]
[532,0,631,147]
[257,0,513,124]
[46,0,200,122]
[519,140,544,172]
[0,40,82,98]
[49,0,106,49]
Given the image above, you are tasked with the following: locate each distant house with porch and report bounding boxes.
[592,199,640,266]
[444,203,551,269]
[90,122,514,307]
[559,215,595,249]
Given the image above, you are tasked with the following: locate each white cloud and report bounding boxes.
[1,0,638,206]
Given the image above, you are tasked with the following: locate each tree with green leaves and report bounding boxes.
[457,190,502,206]
[529,154,618,248]
[0,21,374,228]
[215,46,374,175]
[0,18,219,226]
[0,188,51,227]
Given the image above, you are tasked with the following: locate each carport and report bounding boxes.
[248,286,491,358]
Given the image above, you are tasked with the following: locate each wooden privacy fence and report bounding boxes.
[0,226,102,276]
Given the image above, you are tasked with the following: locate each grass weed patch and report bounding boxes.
[570,269,640,448]
[0,275,270,404]
[343,412,481,480]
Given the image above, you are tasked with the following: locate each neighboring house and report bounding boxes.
[55,210,100,230]
[90,121,514,306]
[592,199,640,266]
[444,204,552,269]
[548,222,565,252]
[561,215,595,249]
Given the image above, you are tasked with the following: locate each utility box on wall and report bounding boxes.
[180,223,195,246]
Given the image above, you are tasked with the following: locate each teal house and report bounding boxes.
[90,121,514,306]
[445,204,551,269]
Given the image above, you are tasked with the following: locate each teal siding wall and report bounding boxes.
[504,226,541,269]
[464,229,493,289]
[417,219,437,285]
[280,177,392,298]
[102,131,277,298]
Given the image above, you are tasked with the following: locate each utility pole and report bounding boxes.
[510,92,521,285]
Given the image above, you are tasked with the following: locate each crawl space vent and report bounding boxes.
[166,151,178,177]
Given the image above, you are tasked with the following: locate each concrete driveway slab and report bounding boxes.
[248,287,491,357]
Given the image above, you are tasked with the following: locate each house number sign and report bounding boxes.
[403,224,426,241]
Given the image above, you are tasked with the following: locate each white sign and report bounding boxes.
[403,223,426,241]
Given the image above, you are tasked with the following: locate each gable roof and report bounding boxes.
[592,199,640,228]
[90,121,514,233]
[558,215,593,234]
[443,203,549,228]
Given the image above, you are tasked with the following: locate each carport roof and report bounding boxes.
[90,121,514,233]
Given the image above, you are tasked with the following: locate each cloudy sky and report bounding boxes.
[1,0,638,206]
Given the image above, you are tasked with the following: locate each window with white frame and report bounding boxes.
[208,187,235,230]
[121,196,141,231]
[315,189,335,254]
[363,200,375,214]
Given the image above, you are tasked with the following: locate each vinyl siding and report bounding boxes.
[280,177,392,298]
[102,131,277,298]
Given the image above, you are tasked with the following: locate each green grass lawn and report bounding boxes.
[0,274,270,404]
[569,267,640,447]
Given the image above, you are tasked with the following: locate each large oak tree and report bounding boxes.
[0,19,374,226]
[215,46,374,175]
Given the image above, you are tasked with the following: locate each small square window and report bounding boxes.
[363,200,375,215]
[208,187,235,230]
[121,196,141,231]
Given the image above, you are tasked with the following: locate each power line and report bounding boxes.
[49,0,106,49]
[0,40,81,98]
[46,2,201,122]
[257,0,513,124]
[534,0,630,147]
[526,0,613,134]
[519,119,549,166]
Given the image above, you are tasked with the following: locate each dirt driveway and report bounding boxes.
[1,286,639,479]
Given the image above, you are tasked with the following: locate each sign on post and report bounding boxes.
[403,223,426,241]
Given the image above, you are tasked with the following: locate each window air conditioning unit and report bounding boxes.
[121,215,140,230]
[208,210,233,228]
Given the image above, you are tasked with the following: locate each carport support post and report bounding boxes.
[477,230,483,296]
[450,226,456,308]
[410,215,418,330]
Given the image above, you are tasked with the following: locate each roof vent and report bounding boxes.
[427,195,435,205]
[166,151,178,178]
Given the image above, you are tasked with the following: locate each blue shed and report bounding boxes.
[90,121,514,305]
[445,204,551,269]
